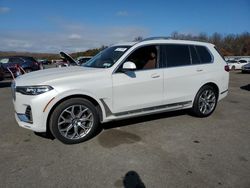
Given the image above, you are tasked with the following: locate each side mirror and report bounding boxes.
[122,61,136,71]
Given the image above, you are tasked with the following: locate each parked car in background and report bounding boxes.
[227,59,248,70]
[12,38,229,144]
[38,59,52,65]
[0,66,4,81]
[242,63,250,73]
[56,52,79,67]
[55,60,69,67]
[0,56,43,78]
[76,56,92,65]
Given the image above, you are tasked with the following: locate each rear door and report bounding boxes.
[161,44,205,105]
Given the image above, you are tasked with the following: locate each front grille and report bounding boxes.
[25,106,33,122]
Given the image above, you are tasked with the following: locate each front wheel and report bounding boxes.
[24,68,32,73]
[49,98,100,144]
[191,85,218,117]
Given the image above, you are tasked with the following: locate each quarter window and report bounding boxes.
[195,46,212,63]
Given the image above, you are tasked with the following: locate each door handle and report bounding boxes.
[196,69,203,72]
[151,73,160,78]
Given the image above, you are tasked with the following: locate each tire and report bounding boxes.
[191,85,218,117]
[24,68,32,73]
[39,64,44,70]
[49,98,100,144]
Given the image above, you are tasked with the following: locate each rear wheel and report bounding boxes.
[49,98,100,144]
[191,85,218,117]
[24,68,32,73]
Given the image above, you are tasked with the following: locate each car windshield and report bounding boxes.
[83,46,130,68]
[22,57,37,62]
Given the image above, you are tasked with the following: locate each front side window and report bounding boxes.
[83,46,130,68]
[124,45,158,70]
[165,45,191,67]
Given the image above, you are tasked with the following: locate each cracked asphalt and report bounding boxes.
[0,71,249,188]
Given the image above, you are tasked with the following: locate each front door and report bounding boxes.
[112,45,164,114]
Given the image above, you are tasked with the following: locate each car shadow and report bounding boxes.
[240,84,250,91]
[102,109,188,130]
[34,110,188,142]
[0,81,12,88]
[34,131,55,140]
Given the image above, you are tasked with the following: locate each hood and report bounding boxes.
[60,52,79,66]
[15,66,106,86]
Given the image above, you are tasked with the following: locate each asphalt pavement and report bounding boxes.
[0,71,249,188]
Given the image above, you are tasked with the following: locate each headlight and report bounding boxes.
[16,85,53,95]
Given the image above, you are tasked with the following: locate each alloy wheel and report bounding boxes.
[198,89,216,115]
[57,105,93,140]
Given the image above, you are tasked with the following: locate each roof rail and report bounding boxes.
[141,36,171,41]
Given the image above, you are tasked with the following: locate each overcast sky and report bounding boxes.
[0,0,250,53]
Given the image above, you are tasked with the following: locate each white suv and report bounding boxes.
[12,38,229,144]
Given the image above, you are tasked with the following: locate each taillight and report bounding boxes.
[224,65,230,72]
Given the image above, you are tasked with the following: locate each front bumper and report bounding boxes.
[12,87,58,132]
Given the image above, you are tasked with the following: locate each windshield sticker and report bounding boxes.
[115,48,127,52]
[103,63,111,67]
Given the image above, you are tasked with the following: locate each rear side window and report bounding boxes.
[165,45,191,67]
[195,46,212,63]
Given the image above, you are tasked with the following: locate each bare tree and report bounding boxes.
[133,36,143,42]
